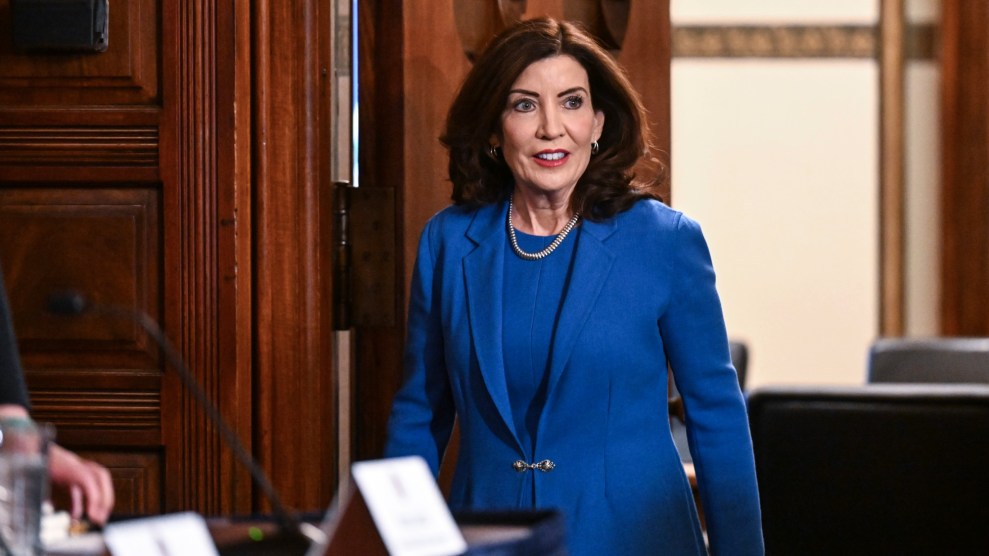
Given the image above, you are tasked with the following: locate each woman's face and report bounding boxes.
[497,54,605,203]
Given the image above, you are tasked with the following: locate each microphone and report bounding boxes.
[46,291,326,548]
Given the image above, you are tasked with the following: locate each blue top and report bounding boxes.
[503,227,578,501]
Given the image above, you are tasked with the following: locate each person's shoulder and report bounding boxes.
[617,197,687,231]
[421,203,490,247]
[425,203,477,229]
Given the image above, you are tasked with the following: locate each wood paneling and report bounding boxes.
[157,0,255,516]
[0,188,159,358]
[0,186,163,511]
[84,450,162,516]
[940,1,989,335]
[252,0,338,512]
[0,0,259,518]
[353,0,407,464]
[0,0,159,105]
[0,110,161,183]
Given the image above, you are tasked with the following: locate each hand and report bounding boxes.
[47,443,115,525]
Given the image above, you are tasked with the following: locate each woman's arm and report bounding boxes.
[383,218,456,474]
[658,214,764,555]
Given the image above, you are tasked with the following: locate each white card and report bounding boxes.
[352,456,468,556]
[103,512,220,556]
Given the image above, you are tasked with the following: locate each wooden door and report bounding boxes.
[0,0,341,516]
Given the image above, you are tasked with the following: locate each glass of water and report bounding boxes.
[0,418,51,556]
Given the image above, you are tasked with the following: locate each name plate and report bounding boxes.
[352,456,468,556]
[103,512,219,556]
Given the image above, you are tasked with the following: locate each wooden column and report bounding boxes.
[940,1,989,335]
[253,0,339,511]
[158,0,255,516]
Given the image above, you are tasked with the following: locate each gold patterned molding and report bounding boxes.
[673,24,935,59]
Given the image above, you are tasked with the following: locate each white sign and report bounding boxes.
[352,456,468,556]
[103,512,219,556]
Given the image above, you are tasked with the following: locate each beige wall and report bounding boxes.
[670,1,940,387]
[903,2,941,336]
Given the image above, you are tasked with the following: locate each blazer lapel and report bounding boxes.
[462,201,520,447]
[544,217,618,398]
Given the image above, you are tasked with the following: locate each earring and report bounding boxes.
[488,145,500,159]
[591,141,600,155]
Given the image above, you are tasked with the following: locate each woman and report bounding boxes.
[385,17,763,555]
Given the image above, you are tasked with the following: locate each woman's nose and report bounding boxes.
[537,107,565,139]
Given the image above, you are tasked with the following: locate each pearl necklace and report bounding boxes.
[507,200,581,261]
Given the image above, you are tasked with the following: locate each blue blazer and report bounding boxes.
[385,198,764,555]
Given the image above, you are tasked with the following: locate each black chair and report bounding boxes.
[748,384,989,555]
[868,337,989,384]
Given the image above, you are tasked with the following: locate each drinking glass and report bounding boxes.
[0,418,51,556]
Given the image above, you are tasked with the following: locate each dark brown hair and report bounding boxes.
[442,17,660,220]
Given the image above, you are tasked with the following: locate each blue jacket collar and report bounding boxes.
[462,200,618,454]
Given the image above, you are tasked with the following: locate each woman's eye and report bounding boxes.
[513,99,535,112]
[564,95,584,109]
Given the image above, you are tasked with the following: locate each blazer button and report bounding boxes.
[512,459,555,473]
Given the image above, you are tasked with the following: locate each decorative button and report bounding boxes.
[512,459,555,473]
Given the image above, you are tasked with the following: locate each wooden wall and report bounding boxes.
[0,0,177,515]
[941,2,989,336]
[0,0,338,517]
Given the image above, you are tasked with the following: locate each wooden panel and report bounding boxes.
[0,187,162,448]
[0,0,160,105]
[354,0,406,462]
[0,0,260,520]
[617,1,671,201]
[158,0,255,516]
[940,1,989,335]
[0,187,159,365]
[83,451,162,516]
[252,0,338,512]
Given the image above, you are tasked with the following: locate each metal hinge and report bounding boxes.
[331,182,396,330]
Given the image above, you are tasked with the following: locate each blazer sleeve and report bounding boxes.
[382,217,456,474]
[658,214,764,555]
[0,262,31,409]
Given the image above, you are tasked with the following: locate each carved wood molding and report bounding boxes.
[85,451,162,515]
[0,126,158,167]
[159,0,253,515]
[29,389,160,432]
[671,23,935,60]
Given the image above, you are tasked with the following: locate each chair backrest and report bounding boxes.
[729,340,748,389]
[868,337,989,384]
[748,384,989,555]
